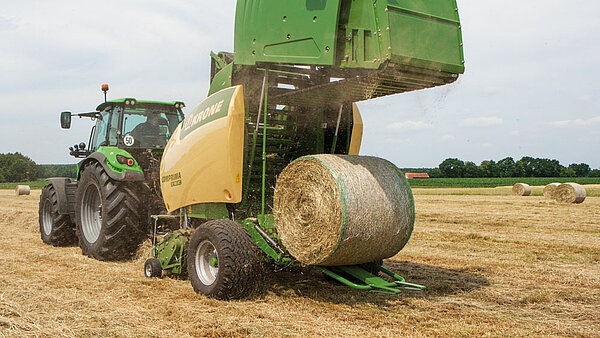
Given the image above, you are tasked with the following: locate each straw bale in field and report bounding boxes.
[543,183,561,199]
[15,185,30,196]
[554,183,586,204]
[273,154,414,266]
[512,183,531,196]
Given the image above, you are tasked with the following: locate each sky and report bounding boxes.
[0,1,598,168]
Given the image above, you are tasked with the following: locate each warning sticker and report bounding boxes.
[123,134,135,146]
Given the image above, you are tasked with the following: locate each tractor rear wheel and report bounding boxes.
[39,184,77,246]
[187,220,260,300]
[75,161,145,261]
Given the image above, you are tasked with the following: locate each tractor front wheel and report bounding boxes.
[39,184,77,246]
[187,220,261,300]
[75,161,145,261]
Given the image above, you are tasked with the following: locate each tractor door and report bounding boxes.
[90,109,112,151]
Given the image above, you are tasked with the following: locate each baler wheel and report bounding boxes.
[187,220,260,300]
[39,184,77,246]
[144,258,162,278]
[75,161,145,261]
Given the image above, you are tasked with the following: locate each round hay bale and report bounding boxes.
[512,183,531,196]
[273,154,414,266]
[554,183,586,204]
[15,185,30,196]
[543,183,561,199]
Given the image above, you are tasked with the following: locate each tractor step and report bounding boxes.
[316,263,425,294]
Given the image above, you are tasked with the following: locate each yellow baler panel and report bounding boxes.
[160,86,245,212]
[348,103,363,155]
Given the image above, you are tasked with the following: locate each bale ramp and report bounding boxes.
[543,183,560,199]
[512,183,531,196]
[554,183,586,204]
[273,155,414,266]
[15,185,31,196]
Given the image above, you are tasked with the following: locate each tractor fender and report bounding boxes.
[78,152,145,182]
[46,177,76,215]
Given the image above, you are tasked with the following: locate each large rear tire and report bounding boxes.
[187,220,261,300]
[39,184,77,246]
[75,161,145,261]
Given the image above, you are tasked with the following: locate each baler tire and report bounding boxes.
[75,161,145,261]
[39,184,77,246]
[144,258,162,278]
[187,220,260,300]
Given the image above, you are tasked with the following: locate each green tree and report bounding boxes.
[464,161,481,178]
[37,164,77,178]
[516,156,535,177]
[560,166,576,177]
[497,157,516,177]
[439,158,465,178]
[0,153,39,182]
[589,169,600,177]
[479,160,499,178]
[568,163,591,177]
[428,168,443,178]
[531,158,563,177]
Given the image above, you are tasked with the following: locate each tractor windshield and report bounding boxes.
[122,108,181,148]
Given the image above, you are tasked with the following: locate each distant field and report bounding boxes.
[412,184,600,197]
[407,177,600,188]
[0,179,48,190]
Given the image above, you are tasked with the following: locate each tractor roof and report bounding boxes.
[96,98,185,111]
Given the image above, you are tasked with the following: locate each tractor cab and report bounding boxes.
[94,99,185,151]
[60,86,185,158]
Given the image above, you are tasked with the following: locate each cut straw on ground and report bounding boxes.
[0,190,598,336]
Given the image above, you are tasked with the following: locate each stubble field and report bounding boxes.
[0,188,598,337]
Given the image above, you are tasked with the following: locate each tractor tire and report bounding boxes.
[144,258,162,278]
[75,161,145,261]
[39,184,77,246]
[187,220,261,300]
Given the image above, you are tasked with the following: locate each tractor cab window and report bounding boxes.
[108,107,121,146]
[122,108,181,148]
[91,110,111,151]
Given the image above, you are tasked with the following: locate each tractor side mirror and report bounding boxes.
[60,111,72,129]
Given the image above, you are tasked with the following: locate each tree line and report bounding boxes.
[428,157,600,178]
[0,153,76,182]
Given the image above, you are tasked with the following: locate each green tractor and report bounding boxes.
[39,84,185,260]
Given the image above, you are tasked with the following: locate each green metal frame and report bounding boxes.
[242,216,292,265]
[317,263,426,294]
[153,229,189,275]
[234,0,464,74]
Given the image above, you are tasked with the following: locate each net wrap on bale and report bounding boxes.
[512,183,531,196]
[554,183,586,204]
[273,154,414,266]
